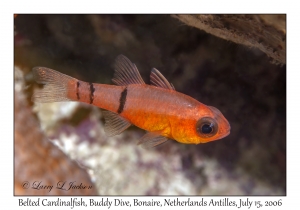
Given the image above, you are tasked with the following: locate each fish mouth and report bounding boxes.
[221,131,230,138]
[215,133,229,140]
[217,126,231,139]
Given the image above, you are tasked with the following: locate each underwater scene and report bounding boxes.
[14,14,286,195]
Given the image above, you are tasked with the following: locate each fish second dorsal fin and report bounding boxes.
[137,131,169,148]
[150,68,175,90]
[102,110,131,137]
[112,55,145,86]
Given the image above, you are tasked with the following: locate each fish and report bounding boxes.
[32,55,230,147]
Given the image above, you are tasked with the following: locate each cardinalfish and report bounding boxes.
[32,55,230,147]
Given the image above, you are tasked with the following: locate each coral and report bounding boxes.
[172,15,286,65]
[14,67,97,195]
[14,15,286,195]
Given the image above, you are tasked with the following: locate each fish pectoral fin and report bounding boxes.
[137,131,169,148]
[112,55,145,86]
[150,68,175,90]
[102,110,131,137]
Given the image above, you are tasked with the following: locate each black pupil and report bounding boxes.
[202,124,212,134]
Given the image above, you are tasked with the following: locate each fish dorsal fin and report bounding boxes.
[137,131,169,148]
[102,110,131,137]
[150,68,175,90]
[112,55,145,86]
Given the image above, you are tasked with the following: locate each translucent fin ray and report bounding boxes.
[150,68,175,90]
[32,67,74,103]
[137,131,169,148]
[102,110,131,137]
[112,55,145,86]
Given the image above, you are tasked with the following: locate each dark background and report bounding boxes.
[14,14,286,195]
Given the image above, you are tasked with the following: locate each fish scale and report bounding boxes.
[32,55,231,147]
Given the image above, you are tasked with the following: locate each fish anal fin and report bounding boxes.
[102,110,131,137]
[112,55,145,86]
[137,131,169,148]
[150,68,175,90]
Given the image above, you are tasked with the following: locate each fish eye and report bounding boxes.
[196,117,218,137]
[201,124,213,134]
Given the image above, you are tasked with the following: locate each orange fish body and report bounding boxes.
[32,55,230,147]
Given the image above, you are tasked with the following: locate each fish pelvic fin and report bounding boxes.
[137,131,169,148]
[150,68,175,90]
[102,110,131,137]
[112,55,145,86]
[32,67,75,103]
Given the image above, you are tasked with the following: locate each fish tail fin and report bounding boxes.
[32,67,75,103]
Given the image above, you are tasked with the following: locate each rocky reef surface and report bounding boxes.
[14,15,286,195]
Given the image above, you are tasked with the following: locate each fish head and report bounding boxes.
[193,105,231,143]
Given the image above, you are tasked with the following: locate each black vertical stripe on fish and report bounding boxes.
[89,82,95,104]
[117,87,127,114]
[76,81,80,100]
